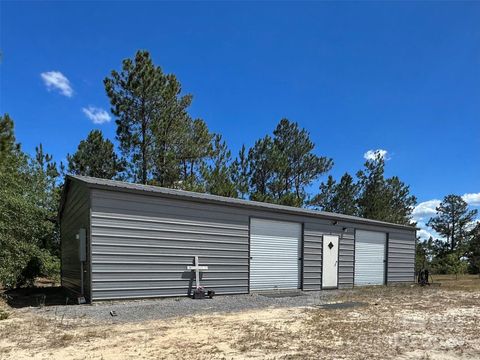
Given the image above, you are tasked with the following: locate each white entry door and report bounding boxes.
[322,235,339,289]
[250,218,301,291]
[355,230,386,286]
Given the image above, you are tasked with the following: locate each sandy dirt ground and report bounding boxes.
[1,276,479,360]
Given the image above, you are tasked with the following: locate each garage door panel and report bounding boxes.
[355,230,386,286]
[250,218,301,291]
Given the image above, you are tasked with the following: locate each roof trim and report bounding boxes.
[66,175,417,231]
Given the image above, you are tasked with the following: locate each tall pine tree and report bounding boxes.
[201,134,237,197]
[104,50,165,184]
[356,152,416,225]
[230,145,249,199]
[427,195,478,252]
[310,173,358,215]
[67,130,124,179]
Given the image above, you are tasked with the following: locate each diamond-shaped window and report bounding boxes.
[328,242,334,249]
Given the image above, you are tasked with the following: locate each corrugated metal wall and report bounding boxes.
[60,180,417,301]
[89,189,250,300]
[303,222,355,290]
[387,230,416,284]
[60,182,90,297]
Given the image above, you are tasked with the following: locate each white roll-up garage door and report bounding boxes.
[354,230,386,286]
[250,218,301,290]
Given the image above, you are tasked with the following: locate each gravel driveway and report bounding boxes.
[33,290,338,324]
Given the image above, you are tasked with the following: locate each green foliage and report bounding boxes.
[105,50,166,184]
[67,130,124,179]
[0,115,61,288]
[230,145,249,199]
[176,118,213,190]
[309,173,358,215]
[430,252,469,277]
[0,309,8,320]
[466,222,480,274]
[247,119,332,206]
[201,134,237,197]
[0,113,17,162]
[417,195,479,276]
[105,50,214,189]
[356,152,416,225]
[427,195,477,251]
[310,153,415,225]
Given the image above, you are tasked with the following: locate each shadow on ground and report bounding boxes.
[2,286,76,308]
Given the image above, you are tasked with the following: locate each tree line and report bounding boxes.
[1,50,478,288]
[416,195,479,277]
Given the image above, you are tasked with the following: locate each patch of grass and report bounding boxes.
[0,308,9,320]
[50,333,75,348]
[234,320,298,352]
[431,274,480,291]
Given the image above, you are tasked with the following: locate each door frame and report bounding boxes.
[322,235,339,289]
[354,230,387,286]
[248,217,302,291]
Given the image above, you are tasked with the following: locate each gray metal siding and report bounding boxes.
[60,182,90,298]
[90,189,249,300]
[89,188,358,299]
[81,180,416,300]
[387,230,416,283]
[303,222,355,290]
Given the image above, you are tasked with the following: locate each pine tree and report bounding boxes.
[152,74,194,187]
[247,119,333,206]
[467,222,480,274]
[247,135,276,202]
[309,175,337,212]
[356,152,415,225]
[427,195,478,252]
[67,130,124,179]
[105,50,210,187]
[201,134,237,197]
[104,50,166,184]
[0,114,18,164]
[176,118,213,190]
[333,173,359,215]
[230,144,249,199]
[309,173,359,215]
[383,176,416,225]
[272,119,333,206]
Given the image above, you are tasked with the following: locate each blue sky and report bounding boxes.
[1,1,479,238]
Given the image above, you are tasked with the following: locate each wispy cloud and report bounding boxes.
[82,106,112,124]
[363,149,389,161]
[40,71,73,97]
[462,192,480,206]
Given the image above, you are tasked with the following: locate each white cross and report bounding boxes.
[187,256,208,289]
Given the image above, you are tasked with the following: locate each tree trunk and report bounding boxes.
[141,121,147,185]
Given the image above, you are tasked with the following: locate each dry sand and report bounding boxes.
[1,278,479,360]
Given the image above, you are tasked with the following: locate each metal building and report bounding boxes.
[60,175,417,302]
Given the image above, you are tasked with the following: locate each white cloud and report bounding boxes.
[462,192,480,206]
[417,229,436,241]
[413,197,480,241]
[82,106,112,124]
[363,149,389,161]
[40,71,73,97]
[412,199,441,221]
[413,200,441,241]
